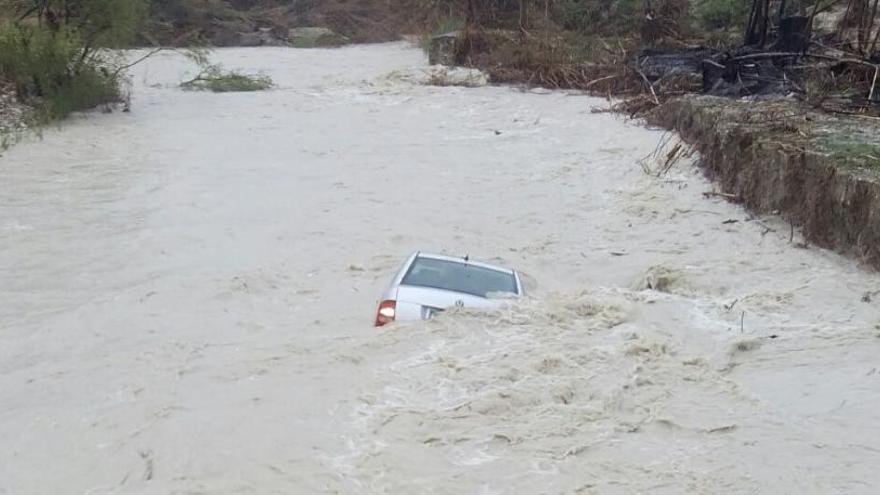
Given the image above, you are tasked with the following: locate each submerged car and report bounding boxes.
[374,252,523,326]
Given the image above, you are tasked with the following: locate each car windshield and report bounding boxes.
[401,257,517,298]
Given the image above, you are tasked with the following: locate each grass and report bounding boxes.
[814,126,880,171]
[821,139,880,169]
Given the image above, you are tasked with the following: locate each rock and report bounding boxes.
[257,27,289,47]
[210,28,243,47]
[237,31,264,47]
[287,27,349,48]
[236,28,288,47]
[428,31,460,66]
[208,18,257,47]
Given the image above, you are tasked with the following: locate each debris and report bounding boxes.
[704,424,738,434]
[703,191,739,199]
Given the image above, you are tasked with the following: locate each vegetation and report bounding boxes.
[408,0,879,117]
[0,0,876,131]
[820,137,880,169]
[0,0,282,138]
[694,0,751,30]
[0,24,120,122]
[180,52,273,92]
[0,0,146,122]
[182,69,273,92]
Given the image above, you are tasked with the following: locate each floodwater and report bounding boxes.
[1,44,879,494]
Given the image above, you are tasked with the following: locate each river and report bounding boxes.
[1,43,879,494]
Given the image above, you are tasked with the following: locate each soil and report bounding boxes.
[649,95,880,268]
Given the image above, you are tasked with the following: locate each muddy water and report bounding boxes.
[1,44,879,494]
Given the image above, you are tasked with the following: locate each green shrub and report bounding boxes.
[182,70,274,92]
[694,0,750,30]
[180,54,273,92]
[434,17,465,35]
[419,17,465,53]
[0,23,121,122]
[552,0,601,31]
[551,0,643,34]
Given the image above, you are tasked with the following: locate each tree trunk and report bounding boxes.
[519,0,529,34]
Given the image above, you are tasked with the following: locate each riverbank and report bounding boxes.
[425,27,880,268]
[650,95,880,269]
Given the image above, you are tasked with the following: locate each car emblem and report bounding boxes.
[454,300,465,308]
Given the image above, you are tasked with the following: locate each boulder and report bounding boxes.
[237,28,288,47]
[287,27,349,48]
[428,31,460,66]
[206,16,258,47]
[237,31,264,47]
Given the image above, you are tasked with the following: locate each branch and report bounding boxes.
[179,70,211,87]
[870,66,879,101]
[16,4,40,23]
[733,51,880,69]
[634,67,660,105]
[112,47,165,77]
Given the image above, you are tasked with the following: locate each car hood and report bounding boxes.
[395,285,500,310]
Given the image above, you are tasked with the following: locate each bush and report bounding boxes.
[434,17,466,35]
[180,52,273,92]
[694,0,750,30]
[182,69,274,92]
[551,0,643,34]
[0,23,121,122]
[552,0,602,31]
[419,17,465,53]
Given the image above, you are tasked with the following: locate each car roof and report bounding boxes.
[412,251,515,275]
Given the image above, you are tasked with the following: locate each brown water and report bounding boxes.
[1,44,879,494]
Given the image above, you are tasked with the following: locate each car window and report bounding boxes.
[401,257,517,298]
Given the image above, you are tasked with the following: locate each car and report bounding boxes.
[374,251,524,326]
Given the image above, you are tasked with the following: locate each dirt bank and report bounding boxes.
[649,95,880,269]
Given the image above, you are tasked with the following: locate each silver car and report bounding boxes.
[374,252,524,326]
